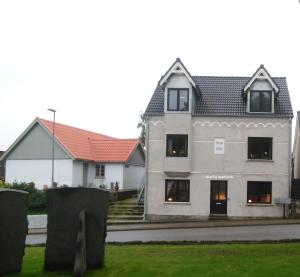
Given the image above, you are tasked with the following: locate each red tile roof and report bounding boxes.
[38,118,140,162]
[90,139,139,163]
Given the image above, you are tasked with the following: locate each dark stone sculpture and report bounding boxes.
[73,210,87,277]
[0,189,28,275]
[44,187,109,273]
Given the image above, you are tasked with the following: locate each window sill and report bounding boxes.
[246,203,274,206]
[164,202,191,205]
[95,177,105,179]
[247,159,274,163]
[166,156,188,158]
[165,111,190,114]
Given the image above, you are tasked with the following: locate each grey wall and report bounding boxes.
[126,145,145,166]
[146,115,291,219]
[293,115,300,179]
[6,123,70,160]
[0,151,5,179]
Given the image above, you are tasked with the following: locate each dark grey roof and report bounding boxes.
[145,76,293,118]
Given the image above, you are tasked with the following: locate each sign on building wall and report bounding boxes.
[214,138,224,154]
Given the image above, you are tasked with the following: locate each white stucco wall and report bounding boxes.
[6,159,73,189]
[123,165,145,189]
[88,163,124,189]
[72,160,83,186]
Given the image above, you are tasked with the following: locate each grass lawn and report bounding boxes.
[10,243,300,276]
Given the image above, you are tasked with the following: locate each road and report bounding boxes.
[26,224,300,245]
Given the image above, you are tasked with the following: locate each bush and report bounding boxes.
[0,180,9,188]
[10,181,36,194]
[28,190,47,212]
[1,181,47,214]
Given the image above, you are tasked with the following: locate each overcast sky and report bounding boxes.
[0,0,299,150]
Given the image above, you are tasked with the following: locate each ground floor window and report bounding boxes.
[247,181,272,204]
[95,164,105,178]
[165,180,190,202]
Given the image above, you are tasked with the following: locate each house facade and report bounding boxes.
[144,58,293,220]
[1,118,145,190]
[293,112,300,179]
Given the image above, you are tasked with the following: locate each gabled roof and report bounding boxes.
[38,118,114,161]
[242,64,280,95]
[158,58,201,95]
[1,118,141,163]
[89,139,140,163]
[146,75,293,118]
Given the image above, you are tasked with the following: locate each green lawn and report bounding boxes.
[10,243,300,276]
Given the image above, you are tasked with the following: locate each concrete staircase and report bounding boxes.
[108,196,144,224]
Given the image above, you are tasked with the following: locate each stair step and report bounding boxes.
[109,204,143,208]
[109,208,143,211]
[109,211,143,216]
[108,215,144,220]
[108,220,144,224]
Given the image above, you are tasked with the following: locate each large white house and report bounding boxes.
[1,118,145,190]
[144,58,293,220]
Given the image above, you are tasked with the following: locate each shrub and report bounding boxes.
[0,180,9,188]
[28,190,47,212]
[1,181,47,213]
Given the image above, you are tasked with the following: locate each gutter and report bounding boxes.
[288,118,292,198]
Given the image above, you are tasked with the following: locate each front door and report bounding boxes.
[210,180,227,215]
[83,162,88,186]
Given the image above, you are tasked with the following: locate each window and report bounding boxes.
[250,91,272,112]
[166,135,188,157]
[95,164,105,178]
[165,180,190,202]
[248,137,272,160]
[167,88,189,111]
[247,181,272,204]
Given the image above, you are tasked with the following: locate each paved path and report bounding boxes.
[28,215,47,229]
[26,224,300,245]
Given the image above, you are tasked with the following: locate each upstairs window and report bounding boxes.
[247,181,272,204]
[250,91,272,112]
[166,135,188,157]
[167,88,189,111]
[95,164,105,178]
[248,137,272,160]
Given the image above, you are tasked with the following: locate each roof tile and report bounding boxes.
[38,118,139,162]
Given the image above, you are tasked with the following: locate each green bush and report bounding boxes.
[1,181,47,214]
[0,180,9,188]
[28,190,47,212]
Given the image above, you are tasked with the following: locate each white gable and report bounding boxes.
[243,65,279,95]
[159,58,197,89]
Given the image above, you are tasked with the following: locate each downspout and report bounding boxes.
[144,115,150,220]
[288,118,292,199]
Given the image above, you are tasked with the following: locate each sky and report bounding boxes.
[0,0,299,150]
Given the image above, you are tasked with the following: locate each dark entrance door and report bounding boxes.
[83,162,88,186]
[210,180,227,215]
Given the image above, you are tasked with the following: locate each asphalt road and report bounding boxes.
[26,224,300,245]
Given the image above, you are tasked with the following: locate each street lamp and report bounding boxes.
[47,108,56,188]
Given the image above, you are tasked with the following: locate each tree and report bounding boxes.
[137,112,146,148]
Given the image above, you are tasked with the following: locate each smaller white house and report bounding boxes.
[1,118,145,190]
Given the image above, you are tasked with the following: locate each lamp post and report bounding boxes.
[48,108,56,188]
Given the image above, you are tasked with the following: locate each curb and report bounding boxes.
[28,219,300,235]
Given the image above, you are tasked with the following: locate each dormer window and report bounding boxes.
[167,88,189,111]
[250,91,272,113]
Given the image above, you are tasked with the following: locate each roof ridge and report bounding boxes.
[37,117,114,139]
[89,138,138,142]
[192,75,286,79]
